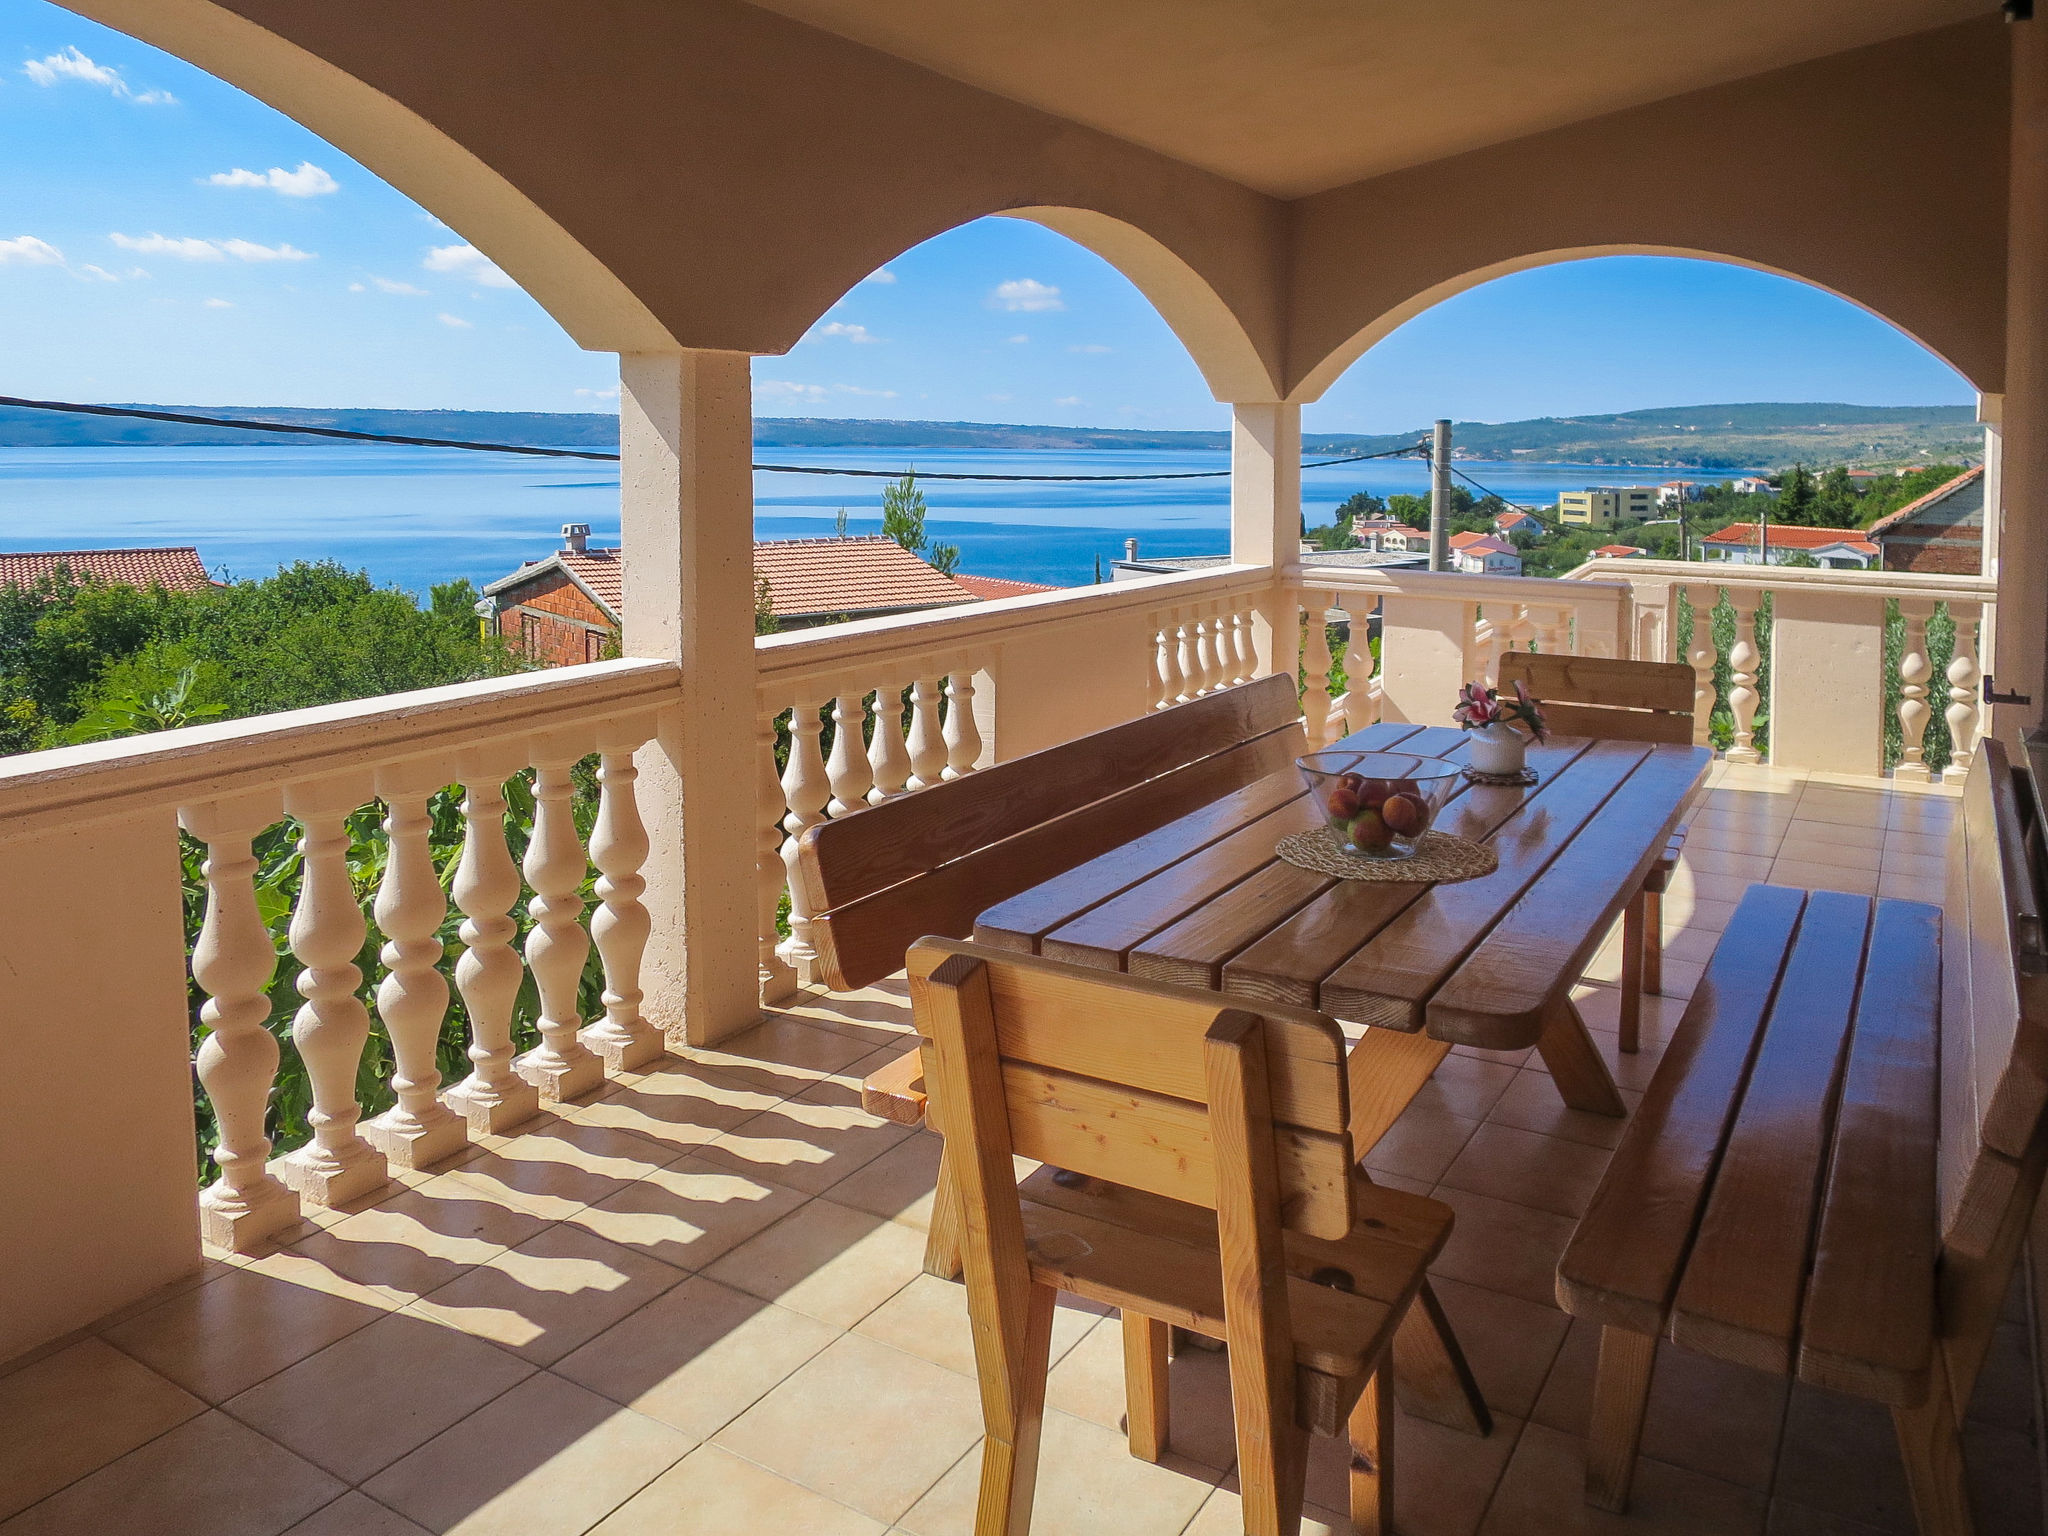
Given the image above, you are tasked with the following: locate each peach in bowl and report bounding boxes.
[1297,750,1463,860]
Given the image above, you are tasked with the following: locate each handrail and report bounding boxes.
[0,658,679,840]
[1557,557,1996,605]
[1282,562,1633,604]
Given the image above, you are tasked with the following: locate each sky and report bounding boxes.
[0,0,1976,434]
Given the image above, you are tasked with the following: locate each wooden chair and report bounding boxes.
[1555,740,2048,1535]
[1497,651,1698,1053]
[908,938,1456,1536]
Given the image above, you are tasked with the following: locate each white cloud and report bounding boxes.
[575,386,620,401]
[348,282,365,292]
[371,276,426,295]
[22,46,174,103]
[422,243,515,288]
[437,312,473,328]
[202,298,233,309]
[991,278,1064,312]
[1067,343,1112,354]
[77,262,144,282]
[860,268,897,284]
[110,233,312,262]
[0,236,64,266]
[205,162,338,197]
[1055,396,1084,407]
[1006,334,1029,345]
[986,392,1015,403]
[756,380,898,401]
[810,321,878,344]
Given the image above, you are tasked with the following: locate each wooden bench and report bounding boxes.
[1555,740,2048,1534]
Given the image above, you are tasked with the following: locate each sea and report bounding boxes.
[0,444,1732,595]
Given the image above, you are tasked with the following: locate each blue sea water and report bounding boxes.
[0,444,1734,595]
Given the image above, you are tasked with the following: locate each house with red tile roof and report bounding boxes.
[1865,466,1984,575]
[484,526,1053,665]
[1592,544,1649,558]
[1449,531,1522,575]
[1700,523,1881,569]
[0,546,215,593]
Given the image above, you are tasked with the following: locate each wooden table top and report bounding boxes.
[974,722,1711,1053]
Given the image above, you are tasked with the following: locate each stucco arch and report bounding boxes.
[58,0,1289,397]
[1288,245,1980,406]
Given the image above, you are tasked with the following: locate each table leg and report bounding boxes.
[1345,1027,1453,1153]
[924,1137,965,1280]
[1620,892,1646,1055]
[1535,993,1627,1117]
[1391,1279,1493,1436]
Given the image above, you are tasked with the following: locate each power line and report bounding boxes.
[0,394,1427,482]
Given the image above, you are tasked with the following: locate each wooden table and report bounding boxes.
[972,721,1711,1146]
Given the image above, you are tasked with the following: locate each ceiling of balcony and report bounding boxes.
[742,0,1996,197]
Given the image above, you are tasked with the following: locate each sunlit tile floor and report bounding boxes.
[0,762,2036,1535]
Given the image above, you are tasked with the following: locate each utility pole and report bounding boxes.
[1429,418,1452,573]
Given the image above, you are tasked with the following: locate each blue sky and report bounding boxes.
[0,0,1975,433]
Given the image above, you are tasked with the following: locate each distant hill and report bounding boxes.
[0,400,1981,470]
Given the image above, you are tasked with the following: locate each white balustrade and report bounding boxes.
[1685,585,1720,747]
[825,691,874,816]
[1337,596,1377,734]
[1301,593,1334,745]
[1897,600,1936,783]
[866,682,913,803]
[445,750,542,1134]
[775,696,830,980]
[905,676,947,788]
[756,708,798,1002]
[943,671,982,778]
[583,724,666,1072]
[1947,603,1983,773]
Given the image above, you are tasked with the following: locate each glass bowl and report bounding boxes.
[1297,750,1464,860]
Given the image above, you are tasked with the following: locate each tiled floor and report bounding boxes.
[2,763,2039,1535]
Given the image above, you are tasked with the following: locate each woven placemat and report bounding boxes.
[1276,825,1499,883]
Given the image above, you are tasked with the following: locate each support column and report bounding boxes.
[621,350,762,1046]
[2004,16,2048,745]
[1231,402,1301,682]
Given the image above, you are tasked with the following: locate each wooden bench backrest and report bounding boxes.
[800,674,1305,990]
[1938,738,2048,1257]
[1497,652,1695,746]
[907,938,1355,1241]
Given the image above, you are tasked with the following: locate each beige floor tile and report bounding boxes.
[689,1081,912,1196]
[1410,1053,1522,1122]
[1428,1277,1571,1420]
[1879,828,1948,859]
[1479,1421,1766,1535]
[1962,1320,2034,1435]
[1181,1485,1349,1536]
[1041,1315,1240,1473]
[1302,1406,1523,1536]
[1763,1500,1895,1535]
[1426,1187,1582,1310]
[1451,1042,1536,1070]
[1659,894,1738,936]
[223,1311,535,1484]
[1877,874,1945,903]
[1768,861,1880,897]
[1680,870,1764,905]
[102,1263,389,1403]
[705,1198,928,1328]
[854,1272,1098,1380]
[1961,1420,2043,1536]
[1534,1319,1788,1492]
[560,1061,785,1160]
[1791,792,1888,830]
[1660,925,1727,966]
[1770,1385,1914,1534]
[1486,1070,1642,1152]
[1683,823,1786,857]
[280,1493,431,1535]
[829,1131,944,1231]
[715,1334,985,1524]
[1363,1104,1482,1184]
[433,1119,681,1222]
[568,1155,811,1271]
[0,1338,204,1520]
[363,1371,691,1535]
[897,1406,1216,1536]
[81,1259,235,1337]
[1876,848,1945,881]
[1439,1123,1613,1220]
[1774,833,1883,872]
[588,1444,886,1536]
[279,1180,554,1304]
[0,1410,342,1536]
[1682,847,1777,880]
[555,1275,840,1441]
[678,1016,878,1099]
[405,1223,686,1365]
[1885,797,1957,833]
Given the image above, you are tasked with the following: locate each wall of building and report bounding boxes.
[493,571,614,667]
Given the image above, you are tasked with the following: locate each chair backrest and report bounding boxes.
[800,674,1306,990]
[906,939,1356,1241]
[1934,738,2048,1404]
[1497,652,1695,746]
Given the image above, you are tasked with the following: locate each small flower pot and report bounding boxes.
[1465,722,1528,777]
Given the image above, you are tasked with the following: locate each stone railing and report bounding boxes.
[753,564,1274,992]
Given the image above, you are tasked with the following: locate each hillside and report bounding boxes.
[0,400,1981,470]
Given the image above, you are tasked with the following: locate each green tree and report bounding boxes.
[880,471,962,577]
[754,574,780,635]
[1778,464,1817,526]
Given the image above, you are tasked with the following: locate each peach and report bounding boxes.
[1325,786,1360,821]
[1347,808,1393,851]
[1382,793,1426,835]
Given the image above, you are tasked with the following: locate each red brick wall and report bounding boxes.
[494,571,614,667]
[1881,535,1981,576]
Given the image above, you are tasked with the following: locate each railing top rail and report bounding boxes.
[1558,557,1998,604]
[755,561,1275,689]
[0,657,679,840]
[1281,563,1632,604]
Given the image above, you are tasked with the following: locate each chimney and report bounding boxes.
[561,523,591,555]
[1124,538,1139,562]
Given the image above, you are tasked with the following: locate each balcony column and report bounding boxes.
[1232,401,1302,682]
[2002,15,2048,744]
[620,350,762,1046]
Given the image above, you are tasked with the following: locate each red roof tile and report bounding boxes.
[0,546,214,592]
[951,573,1061,600]
[1701,524,1880,554]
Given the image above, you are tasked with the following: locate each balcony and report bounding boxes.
[0,560,2029,1534]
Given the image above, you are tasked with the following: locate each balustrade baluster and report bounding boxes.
[776,695,830,980]
[824,691,874,816]
[1725,590,1764,764]
[1471,611,1499,689]
[905,677,948,788]
[1230,605,1255,685]
[444,752,541,1133]
[1340,600,1374,732]
[943,670,982,777]
[1947,602,1983,775]
[583,731,665,1071]
[1897,600,1935,782]
[1195,612,1220,696]
[1302,592,1333,745]
[1534,606,1570,655]
[363,771,467,1168]
[1152,620,1176,709]
[516,752,603,1101]
[1685,585,1719,747]
[1175,618,1197,704]
[756,708,799,1002]
[276,779,388,1205]
[183,792,302,1252]
[867,680,913,802]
